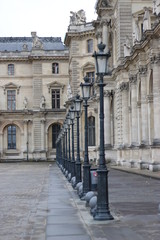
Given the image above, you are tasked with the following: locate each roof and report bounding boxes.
[0,37,67,52]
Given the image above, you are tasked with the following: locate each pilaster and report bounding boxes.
[151,53,160,145]
[120,82,129,147]
[104,90,112,148]
[129,74,139,146]
[139,65,149,145]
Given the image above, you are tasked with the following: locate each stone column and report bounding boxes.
[41,119,45,151]
[23,120,28,152]
[120,82,129,147]
[139,65,149,145]
[102,20,110,52]
[147,95,153,145]
[151,54,160,145]
[95,30,102,44]
[104,90,112,148]
[129,74,138,146]
[0,133,3,157]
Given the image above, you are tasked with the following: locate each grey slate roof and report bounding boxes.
[0,37,67,52]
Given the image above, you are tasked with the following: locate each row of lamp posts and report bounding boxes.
[56,42,113,221]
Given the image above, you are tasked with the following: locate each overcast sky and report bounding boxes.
[0,0,97,41]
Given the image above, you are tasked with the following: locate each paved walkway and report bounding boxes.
[0,162,159,240]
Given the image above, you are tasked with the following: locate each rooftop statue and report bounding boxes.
[70,9,86,25]
[143,7,151,32]
[31,32,43,49]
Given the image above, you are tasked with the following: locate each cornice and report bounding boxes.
[112,22,160,75]
[0,55,69,62]
[64,29,95,46]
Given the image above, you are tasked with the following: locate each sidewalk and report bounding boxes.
[0,162,159,240]
[110,165,160,180]
[47,164,160,240]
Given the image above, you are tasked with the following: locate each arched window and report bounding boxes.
[52,124,61,148]
[8,125,16,149]
[8,64,14,75]
[52,63,59,74]
[88,116,95,146]
[87,39,93,53]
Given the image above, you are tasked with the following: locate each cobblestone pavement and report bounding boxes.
[0,162,160,240]
[0,163,49,240]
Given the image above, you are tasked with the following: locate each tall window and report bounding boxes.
[52,63,59,74]
[52,89,60,109]
[8,64,14,75]
[7,90,16,110]
[86,72,95,96]
[8,125,16,149]
[87,39,93,53]
[52,124,61,148]
[88,116,95,146]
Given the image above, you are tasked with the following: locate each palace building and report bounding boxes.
[0,0,160,172]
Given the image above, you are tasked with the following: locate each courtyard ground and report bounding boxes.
[0,162,159,240]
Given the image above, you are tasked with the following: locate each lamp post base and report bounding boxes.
[94,168,114,221]
[94,210,114,221]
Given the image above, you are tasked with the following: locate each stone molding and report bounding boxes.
[146,94,153,103]
[150,53,160,64]
[3,82,21,94]
[95,30,102,40]
[119,82,129,92]
[129,74,137,85]
[104,90,112,97]
[139,65,148,75]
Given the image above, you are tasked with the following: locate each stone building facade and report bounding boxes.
[0,0,160,172]
[0,32,69,161]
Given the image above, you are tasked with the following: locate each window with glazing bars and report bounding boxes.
[8,125,16,149]
[8,64,14,75]
[52,89,60,109]
[7,90,16,110]
[88,116,95,146]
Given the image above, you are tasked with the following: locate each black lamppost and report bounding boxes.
[64,120,68,175]
[66,113,72,180]
[62,128,65,172]
[80,76,92,199]
[92,42,113,220]
[74,94,83,185]
[70,105,75,178]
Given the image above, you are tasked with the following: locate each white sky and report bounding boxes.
[0,0,97,41]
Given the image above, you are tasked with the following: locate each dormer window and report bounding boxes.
[8,64,14,75]
[87,39,93,53]
[52,63,59,74]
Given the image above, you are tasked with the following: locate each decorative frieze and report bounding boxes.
[119,82,129,92]
[104,90,112,97]
[150,54,160,64]
[129,74,137,85]
[139,65,147,75]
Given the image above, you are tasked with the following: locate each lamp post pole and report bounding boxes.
[64,123,68,175]
[70,106,75,178]
[74,94,83,185]
[80,76,92,198]
[82,98,91,196]
[66,113,71,180]
[92,42,113,220]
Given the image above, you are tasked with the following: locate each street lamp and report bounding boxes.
[64,120,68,176]
[92,42,113,220]
[80,76,92,199]
[70,105,76,179]
[66,112,72,180]
[74,94,83,186]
